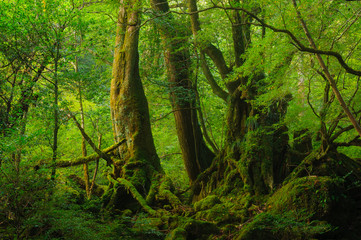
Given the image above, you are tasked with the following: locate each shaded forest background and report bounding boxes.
[1,0,361,239]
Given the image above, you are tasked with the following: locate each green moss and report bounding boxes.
[113,178,158,216]
[237,192,253,208]
[195,203,240,223]
[165,227,187,240]
[100,187,114,209]
[145,179,158,205]
[194,195,221,211]
[133,216,163,231]
[158,177,182,208]
[236,212,331,240]
[268,176,347,222]
[286,151,361,185]
[183,218,218,239]
[122,209,133,217]
[221,168,244,194]
[233,174,355,239]
[227,128,277,195]
[167,216,219,240]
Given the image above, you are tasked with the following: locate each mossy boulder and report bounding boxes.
[288,151,361,185]
[236,213,277,240]
[267,176,351,225]
[166,216,219,240]
[236,175,354,239]
[194,195,221,212]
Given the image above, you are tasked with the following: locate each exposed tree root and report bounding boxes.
[158,177,182,209]
[111,178,159,217]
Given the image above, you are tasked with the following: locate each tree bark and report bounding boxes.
[49,140,125,168]
[79,75,90,199]
[150,0,215,183]
[109,0,162,198]
[188,0,290,196]
[89,133,102,198]
[72,54,91,198]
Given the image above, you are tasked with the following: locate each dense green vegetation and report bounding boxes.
[1,0,361,239]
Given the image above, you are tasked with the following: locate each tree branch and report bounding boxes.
[199,52,229,101]
[166,5,361,76]
[67,108,116,165]
[37,140,125,168]
[187,0,229,100]
[291,0,361,138]
[335,136,361,147]
[331,125,355,142]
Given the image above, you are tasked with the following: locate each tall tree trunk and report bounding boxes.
[73,54,91,199]
[109,0,162,202]
[187,0,251,150]
[12,111,27,174]
[150,0,215,183]
[89,133,102,198]
[79,78,90,199]
[51,56,59,180]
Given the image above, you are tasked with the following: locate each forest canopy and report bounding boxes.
[1,0,361,239]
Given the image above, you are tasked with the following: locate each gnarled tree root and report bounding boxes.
[158,177,182,209]
[111,178,159,217]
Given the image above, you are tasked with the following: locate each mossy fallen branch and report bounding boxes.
[37,140,125,168]
[112,178,158,217]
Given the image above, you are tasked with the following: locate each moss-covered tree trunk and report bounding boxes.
[150,0,214,183]
[109,0,162,206]
[188,0,290,197]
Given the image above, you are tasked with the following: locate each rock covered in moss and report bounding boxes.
[267,176,351,225]
[236,214,277,240]
[236,175,355,239]
[287,151,361,185]
[194,195,221,212]
[166,216,219,240]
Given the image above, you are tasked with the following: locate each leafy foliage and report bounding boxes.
[1,0,361,239]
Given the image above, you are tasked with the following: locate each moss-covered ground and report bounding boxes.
[2,150,361,239]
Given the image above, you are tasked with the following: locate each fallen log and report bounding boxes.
[36,139,126,168]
